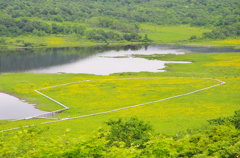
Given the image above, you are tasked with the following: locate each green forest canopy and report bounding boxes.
[0,0,239,40]
[1,0,239,26]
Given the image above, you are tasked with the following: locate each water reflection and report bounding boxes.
[0,46,126,72]
[0,45,239,74]
[0,93,46,120]
[25,45,191,75]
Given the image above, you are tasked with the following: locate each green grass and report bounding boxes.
[6,33,142,48]
[0,52,239,136]
[139,24,211,43]
[189,39,240,47]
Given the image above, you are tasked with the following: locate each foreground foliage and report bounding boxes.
[1,114,239,158]
[105,117,153,148]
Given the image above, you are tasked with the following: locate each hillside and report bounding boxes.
[1,0,239,26]
[0,0,239,47]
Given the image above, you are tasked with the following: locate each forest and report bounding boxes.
[0,0,239,46]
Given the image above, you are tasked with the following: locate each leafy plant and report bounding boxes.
[105,117,153,148]
[208,110,240,129]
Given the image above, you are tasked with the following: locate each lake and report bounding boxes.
[1,44,239,75]
[0,44,239,120]
[0,93,46,120]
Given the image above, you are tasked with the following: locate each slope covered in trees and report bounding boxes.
[1,0,239,26]
[0,0,239,43]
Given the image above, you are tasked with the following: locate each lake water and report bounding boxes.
[26,49,190,75]
[0,44,239,120]
[0,93,46,120]
[1,44,239,75]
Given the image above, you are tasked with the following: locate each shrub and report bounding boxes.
[105,117,153,148]
[208,110,240,129]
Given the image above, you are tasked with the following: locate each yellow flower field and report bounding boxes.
[211,39,240,45]
[47,37,77,45]
[41,78,218,118]
[205,54,240,68]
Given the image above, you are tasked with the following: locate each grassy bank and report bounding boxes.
[139,24,210,43]
[0,52,239,136]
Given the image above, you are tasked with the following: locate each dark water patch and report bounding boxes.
[0,45,140,73]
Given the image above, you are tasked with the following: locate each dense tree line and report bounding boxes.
[0,0,239,27]
[86,29,146,42]
[203,23,240,39]
[0,16,86,37]
[86,17,140,33]
[0,15,149,43]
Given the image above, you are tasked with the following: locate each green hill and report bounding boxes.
[0,0,239,47]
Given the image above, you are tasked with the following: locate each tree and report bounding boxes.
[21,21,34,32]
[189,35,197,40]
[0,38,6,44]
[0,25,7,36]
[105,117,153,148]
[73,25,86,36]
[86,30,97,39]
[208,110,240,129]
[142,34,152,42]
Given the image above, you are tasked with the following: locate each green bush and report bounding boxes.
[24,42,34,47]
[0,38,6,44]
[208,110,240,129]
[105,117,153,148]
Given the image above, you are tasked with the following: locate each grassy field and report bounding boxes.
[139,24,210,43]
[0,52,239,137]
[193,39,240,47]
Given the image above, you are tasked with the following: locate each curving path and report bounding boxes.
[1,77,226,132]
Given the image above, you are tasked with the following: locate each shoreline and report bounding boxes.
[0,91,48,112]
[0,42,150,50]
[0,41,239,50]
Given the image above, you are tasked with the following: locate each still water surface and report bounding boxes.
[1,44,239,75]
[28,51,190,75]
[0,93,46,120]
[0,44,239,120]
